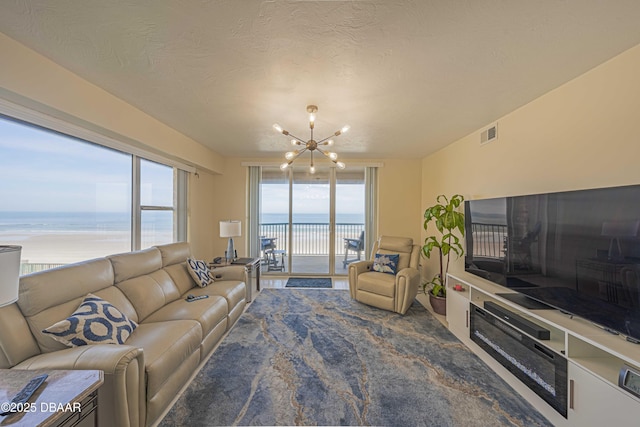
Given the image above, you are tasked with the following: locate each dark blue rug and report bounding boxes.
[160,289,551,426]
[285,277,332,288]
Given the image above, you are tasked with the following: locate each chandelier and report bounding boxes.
[273,105,348,173]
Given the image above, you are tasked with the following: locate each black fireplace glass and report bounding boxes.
[470,303,568,417]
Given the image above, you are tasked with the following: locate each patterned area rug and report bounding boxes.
[285,277,332,288]
[160,289,551,426]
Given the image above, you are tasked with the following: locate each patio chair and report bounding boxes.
[348,236,420,315]
[343,230,365,268]
[260,236,285,271]
[260,236,276,262]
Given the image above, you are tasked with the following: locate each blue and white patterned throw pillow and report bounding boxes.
[187,258,215,287]
[372,253,400,275]
[43,294,138,347]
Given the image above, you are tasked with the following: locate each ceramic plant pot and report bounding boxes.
[429,293,446,316]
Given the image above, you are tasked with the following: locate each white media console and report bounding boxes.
[446,272,640,426]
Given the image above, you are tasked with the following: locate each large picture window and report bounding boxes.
[0,115,185,274]
[139,158,175,248]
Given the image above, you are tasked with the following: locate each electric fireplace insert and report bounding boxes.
[470,302,568,417]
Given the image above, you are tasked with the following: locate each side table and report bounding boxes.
[211,257,261,302]
[0,369,103,427]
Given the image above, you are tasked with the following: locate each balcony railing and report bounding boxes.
[471,222,507,259]
[18,224,365,275]
[260,223,364,255]
[21,261,66,275]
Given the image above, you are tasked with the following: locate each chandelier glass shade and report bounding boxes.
[273,105,348,174]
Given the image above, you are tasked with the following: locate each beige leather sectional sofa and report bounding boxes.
[0,242,246,427]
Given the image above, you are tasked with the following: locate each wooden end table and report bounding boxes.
[0,369,103,427]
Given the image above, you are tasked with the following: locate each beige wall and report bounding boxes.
[421,42,640,279]
[209,160,248,259]
[0,32,223,174]
[0,32,227,259]
[210,159,424,259]
[188,170,217,259]
[377,159,423,245]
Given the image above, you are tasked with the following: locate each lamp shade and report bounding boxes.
[0,245,21,307]
[219,220,242,238]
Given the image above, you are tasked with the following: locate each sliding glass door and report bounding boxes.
[291,168,331,274]
[258,165,367,275]
[335,167,366,274]
[259,167,289,273]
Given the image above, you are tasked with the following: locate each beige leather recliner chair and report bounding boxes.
[348,236,421,314]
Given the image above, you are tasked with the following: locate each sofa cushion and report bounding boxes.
[372,253,399,275]
[143,295,227,338]
[357,271,396,298]
[198,280,246,312]
[126,320,201,399]
[42,294,138,347]
[164,263,198,296]
[187,258,215,288]
[18,258,115,318]
[377,236,413,271]
[20,262,138,354]
[156,242,191,267]
[109,247,163,283]
[0,304,40,368]
[116,269,181,322]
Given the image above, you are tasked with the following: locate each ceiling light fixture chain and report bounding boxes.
[273,105,348,174]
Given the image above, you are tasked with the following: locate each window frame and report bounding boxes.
[0,97,190,259]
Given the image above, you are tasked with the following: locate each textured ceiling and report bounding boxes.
[2,1,640,160]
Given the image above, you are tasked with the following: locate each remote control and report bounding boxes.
[0,373,48,416]
[186,295,209,302]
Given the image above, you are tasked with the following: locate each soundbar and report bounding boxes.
[484,301,550,340]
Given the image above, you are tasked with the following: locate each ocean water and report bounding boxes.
[0,211,361,233]
[261,213,364,224]
[0,211,363,265]
[0,211,171,232]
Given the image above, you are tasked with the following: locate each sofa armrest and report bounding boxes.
[395,267,421,314]
[15,345,145,427]
[212,265,248,283]
[348,261,373,299]
[349,260,373,274]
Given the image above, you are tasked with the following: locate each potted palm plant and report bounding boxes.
[422,194,465,315]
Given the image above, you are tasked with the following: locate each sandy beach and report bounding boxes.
[2,231,170,266]
[3,225,358,274]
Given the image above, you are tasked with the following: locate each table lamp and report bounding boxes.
[0,245,21,307]
[220,220,241,263]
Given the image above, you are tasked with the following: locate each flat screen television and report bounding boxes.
[464,184,640,342]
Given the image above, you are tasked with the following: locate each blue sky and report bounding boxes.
[0,117,171,212]
[1,115,361,215]
[262,182,365,215]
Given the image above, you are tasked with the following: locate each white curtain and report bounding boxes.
[248,166,262,258]
[365,166,378,259]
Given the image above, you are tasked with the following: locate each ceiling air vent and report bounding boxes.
[480,123,498,145]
